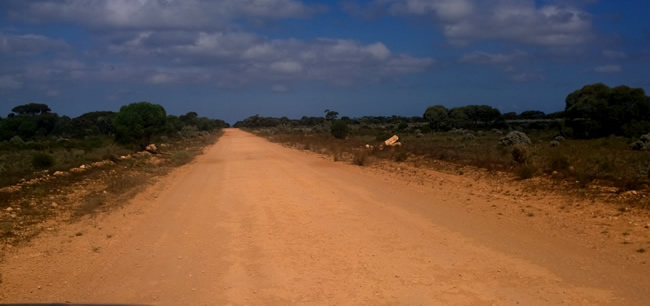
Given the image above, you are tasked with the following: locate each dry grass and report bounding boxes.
[258,127,650,194]
[0,131,223,247]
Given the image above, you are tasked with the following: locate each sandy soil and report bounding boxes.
[1,128,648,305]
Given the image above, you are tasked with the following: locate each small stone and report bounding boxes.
[53,171,65,176]
[79,164,86,169]
[51,202,58,208]
[5,207,13,212]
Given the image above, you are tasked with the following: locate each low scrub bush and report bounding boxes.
[352,150,369,166]
[31,152,55,169]
[171,150,193,165]
[511,145,531,164]
[548,154,570,171]
[331,120,350,139]
[515,163,537,180]
[631,134,650,151]
[395,151,408,162]
[499,131,531,146]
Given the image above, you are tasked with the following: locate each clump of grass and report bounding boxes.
[106,173,147,194]
[395,152,408,162]
[515,163,537,180]
[352,150,369,166]
[332,150,344,162]
[1,221,14,237]
[511,145,531,164]
[171,151,193,165]
[32,152,55,169]
[74,193,105,218]
[549,154,570,172]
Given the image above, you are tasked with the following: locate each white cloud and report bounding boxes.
[96,32,434,86]
[0,33,71,56]
[364,42,391,60]
[270,61,303,73]
[148,73,175,84]
[603,50,626,59]
[376,0,593,47]
[7,0,321,30]
[0,2,435,89]
[594,65,622,73]
[459,50,527,64]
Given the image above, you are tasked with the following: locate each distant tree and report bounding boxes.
[324,109,339,121]
[423,105,449,130]
[180,111,198,126]
[448,105,503,129]
[67,111,116,137]
[113,102,167,148]
[11,103,51,116]
[565,83,650,138]
[330,119,350,139]
[448,107,470,128]
[502,112,518,120]
[519,110,545,120]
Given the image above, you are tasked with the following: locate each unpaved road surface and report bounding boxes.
[1,129,649,305]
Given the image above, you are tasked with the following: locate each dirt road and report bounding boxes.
[1,129,648,305]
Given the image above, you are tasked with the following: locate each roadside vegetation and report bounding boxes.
[235,83,650,201]
[0,101,228,246]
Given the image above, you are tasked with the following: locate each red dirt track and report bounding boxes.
[1,129,648,305]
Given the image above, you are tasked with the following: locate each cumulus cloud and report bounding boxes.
[0,33,71,56]
[4,0,321,30]
[603,50,626,59]
[594,65,622,73]
[459,50,528,64]
[0,1,434,89]
[270,61,304,73]
[372,0,593,47]
[97,32,434,85]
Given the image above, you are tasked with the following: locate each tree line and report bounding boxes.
[234,83,649,139]
[0,102,229,148]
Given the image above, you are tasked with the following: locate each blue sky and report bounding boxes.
[1,0,649,123]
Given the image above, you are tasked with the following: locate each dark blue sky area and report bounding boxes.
[1,0,649,123]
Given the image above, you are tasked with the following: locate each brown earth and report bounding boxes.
[1,128,649,305]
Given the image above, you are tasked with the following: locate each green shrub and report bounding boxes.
[330,120,350,139]
[171,151,193,165]
[32,152,55,169]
